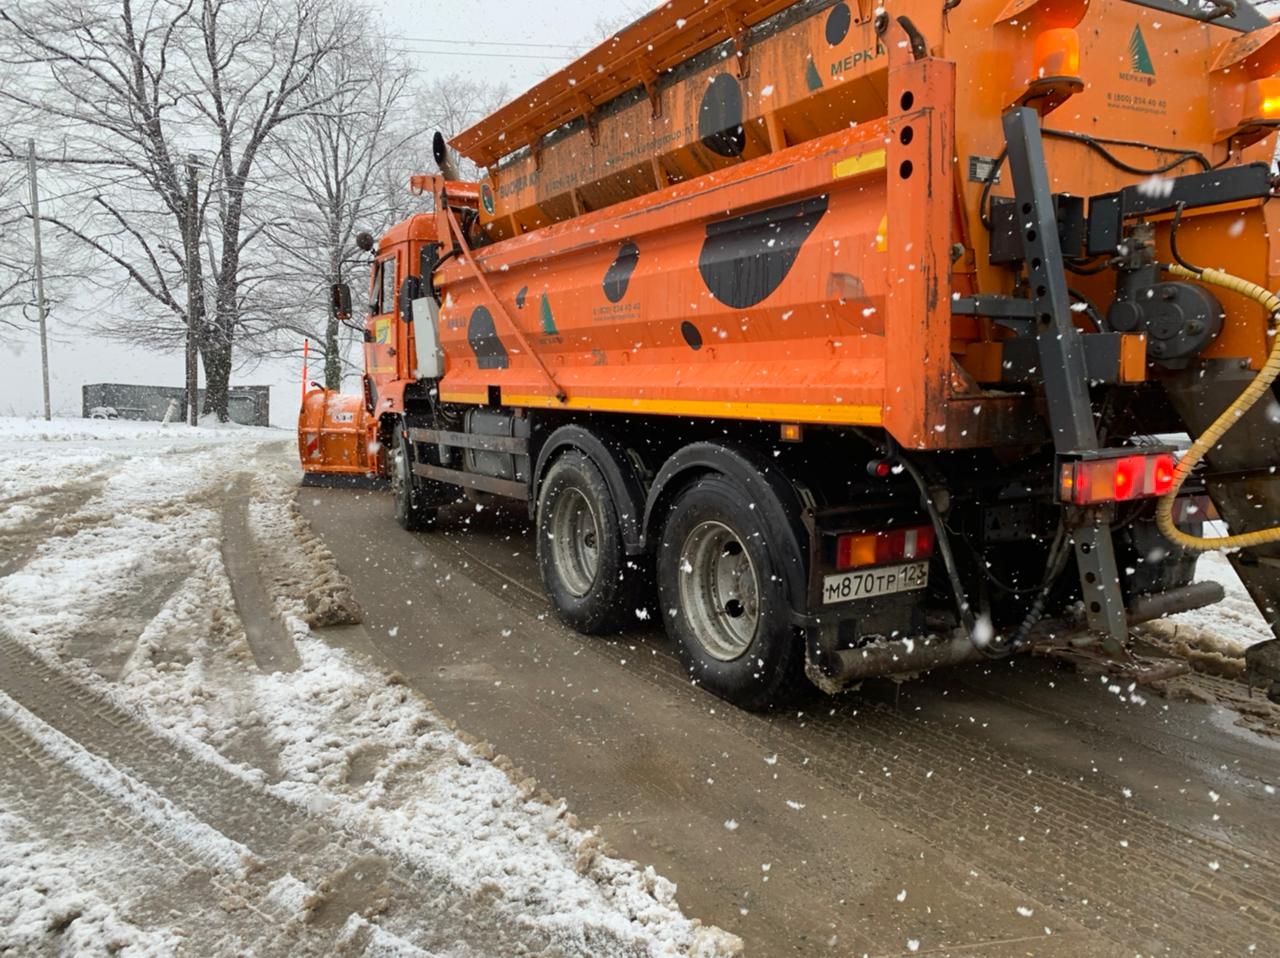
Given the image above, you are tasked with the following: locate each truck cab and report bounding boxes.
[363,213,441,418]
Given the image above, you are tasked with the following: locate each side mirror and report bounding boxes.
[400,276,422,323]
[355,231,375,252]
[331,282,352,319]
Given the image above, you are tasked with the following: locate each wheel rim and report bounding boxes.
[550,487,601,597]
[677,520,760,661]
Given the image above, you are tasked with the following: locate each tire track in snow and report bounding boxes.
[0,474,109,579]
[0,698,312,956]
[0,628,640,957]
[221,474,301,673]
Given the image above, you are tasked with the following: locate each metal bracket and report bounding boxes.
[443,206,567,403]
[1002,106,1128,641]
[725,10,750,77]
[641,69,663,119]
[1085,162,1272,256]
[574,94,599,146]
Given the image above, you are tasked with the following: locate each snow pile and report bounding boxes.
[0,422,741,956]
[1144,552,1274,655]
[0,414,277,445]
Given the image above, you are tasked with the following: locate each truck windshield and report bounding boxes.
[1123,0,1269,31]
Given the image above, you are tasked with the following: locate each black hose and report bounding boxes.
[993,523,1071,656]
[983,132,1208,232]
[895,451,977,637]
[1068,287,1105,331]
[1041,129,1210,175]
[1065,256,1113,276]
[978,148,1008,231]
[1169,202,1205,275]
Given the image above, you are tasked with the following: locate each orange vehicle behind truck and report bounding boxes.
[303,0,1280,709]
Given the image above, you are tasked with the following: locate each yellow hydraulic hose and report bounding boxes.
[1157,263,1280,551]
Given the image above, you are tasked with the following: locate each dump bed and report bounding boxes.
[429,0,1280,451]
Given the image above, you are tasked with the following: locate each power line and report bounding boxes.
[386,34,583,50]
[388,46,570,61]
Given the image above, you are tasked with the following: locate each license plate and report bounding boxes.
[822,562,930,605]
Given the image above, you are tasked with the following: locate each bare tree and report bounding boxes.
[0,163,33,330]
[0,0,363,419]
[246,69,509,392]
[252,37,415,390]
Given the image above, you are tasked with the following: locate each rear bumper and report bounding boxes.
[798,578,1225,692]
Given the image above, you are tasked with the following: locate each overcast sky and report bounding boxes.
[0,0,639,426]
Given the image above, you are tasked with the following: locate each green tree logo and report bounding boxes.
[1129,25,1155,76]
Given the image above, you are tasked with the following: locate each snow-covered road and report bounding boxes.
[0,418,740,957]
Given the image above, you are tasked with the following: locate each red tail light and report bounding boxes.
[836,524,935,570]
[1152,455,1175,496]
[1058,453,1176,506]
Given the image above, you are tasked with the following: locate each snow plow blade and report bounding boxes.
[298,386,382,484]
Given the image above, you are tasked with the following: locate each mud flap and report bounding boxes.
[1164,361,1280,641]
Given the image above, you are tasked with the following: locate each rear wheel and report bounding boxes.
[537,450,643,634]
[657,475,802,710]
[391,422,437,531]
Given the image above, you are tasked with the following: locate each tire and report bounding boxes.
[391,422,437,532]
[537,450,644,635]
[656,475,803,710]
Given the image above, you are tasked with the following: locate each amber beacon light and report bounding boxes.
[1242,77,1280,122]
[1019,27,1084,112]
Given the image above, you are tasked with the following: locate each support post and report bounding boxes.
[1001,108,1128,642]
[26,140,50,422]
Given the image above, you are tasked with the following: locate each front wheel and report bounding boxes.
[391,422,437,531]
[656,475,803,710]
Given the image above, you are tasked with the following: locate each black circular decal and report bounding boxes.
[698,195,829,310]
[826,2,852,46]
[698,74,746,158]
[515,286,528,309]
[467,306,509,369]
[603,241,640,303]
[681,321,703,351]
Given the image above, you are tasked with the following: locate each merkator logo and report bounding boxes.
[1129,25,1155,76]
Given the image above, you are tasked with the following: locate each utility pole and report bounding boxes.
[184,154,199,426]
[27,140,50,421]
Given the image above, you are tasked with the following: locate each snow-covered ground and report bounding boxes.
[1162,550,1274,650]
[0,416,740,957]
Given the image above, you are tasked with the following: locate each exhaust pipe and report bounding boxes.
[433,131,461,181]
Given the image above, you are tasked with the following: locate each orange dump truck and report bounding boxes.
[304,0,1280,708]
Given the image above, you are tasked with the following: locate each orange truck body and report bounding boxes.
[302,0,1280,701]
[345,0,1279,451]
